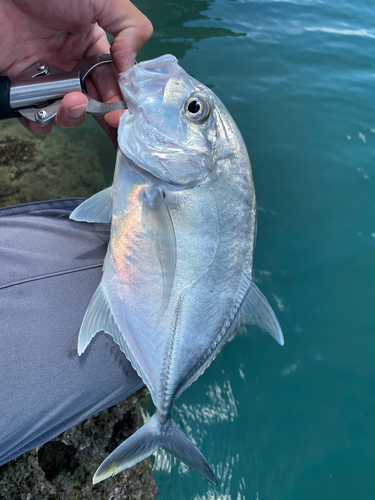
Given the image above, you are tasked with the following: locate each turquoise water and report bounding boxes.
[79,0,375,498]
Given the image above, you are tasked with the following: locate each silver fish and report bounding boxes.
[70,55,284,486]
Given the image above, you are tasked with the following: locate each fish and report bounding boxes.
[70,54,284,486]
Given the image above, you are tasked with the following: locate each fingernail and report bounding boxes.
[121,53,138,72]
[130,52,138,66]
[69,103,87,118]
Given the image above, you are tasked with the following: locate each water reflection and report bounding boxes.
[136,0,244,61]
[151,378,242,497]
[192,457,247,500]
[305,26,375,39]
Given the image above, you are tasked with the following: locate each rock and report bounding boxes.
[0,121,107,207]
[0,388,157,500]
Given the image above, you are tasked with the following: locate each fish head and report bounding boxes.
[118,55,231,188]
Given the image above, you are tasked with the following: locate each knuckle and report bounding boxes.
[32,124,52,136]
[143,19,154,41]
[137,15,153,43]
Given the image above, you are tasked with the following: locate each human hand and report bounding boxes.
[0,0,153,145]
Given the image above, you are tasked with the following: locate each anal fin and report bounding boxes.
[77,283,122,355]
[77,283,154,394]
[235,282,284,345]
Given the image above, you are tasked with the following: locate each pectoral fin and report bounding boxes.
[235,282,284,345]
[142,186,176,325]
[70,186,113,223]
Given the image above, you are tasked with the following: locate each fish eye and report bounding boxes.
[184,96,210,123]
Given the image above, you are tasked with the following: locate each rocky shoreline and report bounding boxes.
[0,121,107,207]
[0,388,156,500]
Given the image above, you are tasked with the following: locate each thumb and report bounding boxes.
[96,0,153,72]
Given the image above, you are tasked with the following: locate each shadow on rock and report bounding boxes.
[0,388,157,500]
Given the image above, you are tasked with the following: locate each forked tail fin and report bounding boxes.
[93,413,218,486]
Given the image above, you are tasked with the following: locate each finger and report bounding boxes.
[94,115,118,148]
[18,116,53,136]
[104,108,124,129]
[83,27,125,129]
[84,26,111,58]
[54,92,88,128]
[96,0,153,72]
[87,1,153,132]
[86,60,122,107]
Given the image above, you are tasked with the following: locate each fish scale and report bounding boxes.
[70,54,283,486]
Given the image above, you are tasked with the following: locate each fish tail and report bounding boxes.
[93,413,218,486]
[160,416,218,485]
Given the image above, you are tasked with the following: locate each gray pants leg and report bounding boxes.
[0,198,143,465]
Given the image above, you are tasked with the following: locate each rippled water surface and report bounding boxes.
[83,0,375,498]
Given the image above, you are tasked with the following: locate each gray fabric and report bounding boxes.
[0,199,143,466]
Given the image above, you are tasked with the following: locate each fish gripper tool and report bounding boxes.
[0,54,126,125]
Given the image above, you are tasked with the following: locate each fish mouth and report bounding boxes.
[119,54,182,112]
[118,55,212,188]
